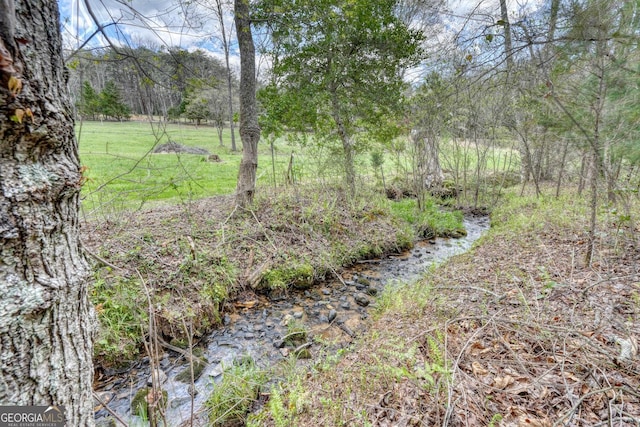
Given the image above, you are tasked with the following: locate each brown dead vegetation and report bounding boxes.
[272,191,640,426]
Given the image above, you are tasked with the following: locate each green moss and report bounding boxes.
[91,275,147,365]
[284,320,308,347]
[261,262,314,290]
[175,347,208,383]
[389,197,465,239]
[130,388,168,419]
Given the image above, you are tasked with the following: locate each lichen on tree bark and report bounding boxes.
[0,1,94,425]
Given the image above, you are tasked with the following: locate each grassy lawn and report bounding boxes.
[77,120,293,214]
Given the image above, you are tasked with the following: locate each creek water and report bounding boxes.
[94,215,489,426]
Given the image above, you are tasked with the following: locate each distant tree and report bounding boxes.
[234,0,261,207]
[259,0,423,195]
[184,91,211,126]
[99,80,131,120]
[207,88,228,146]
[211,0,239,151]
[0,0,93,423]
[77,80,100,120]
[410,73,449,206]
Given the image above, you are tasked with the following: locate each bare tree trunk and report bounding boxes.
[0,1,94,425]
[585,152,598,265]
[234,0,261,208]
[215,0,238,152]
[330,88,356,196]
[412,129,444,209]
[555,138,570,198]
[500,0,514,71]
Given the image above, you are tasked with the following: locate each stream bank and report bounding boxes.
[93,214,489,426]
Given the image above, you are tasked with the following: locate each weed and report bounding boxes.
[91,275,147,364]
[284,319,308,347]
[389,197,465,238]
[488,413,504,427]
[206,357,268,426]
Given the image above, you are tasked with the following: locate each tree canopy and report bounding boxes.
[258,0,424,193]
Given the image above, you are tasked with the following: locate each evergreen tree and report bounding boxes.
[77,81,100,120]
[100,81,131,121]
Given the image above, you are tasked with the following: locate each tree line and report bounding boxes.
[68,47,239,135]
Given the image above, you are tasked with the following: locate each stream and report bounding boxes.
[94,215,490,426]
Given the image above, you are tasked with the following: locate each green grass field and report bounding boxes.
[78,121,521,216]
[78,121,294,215]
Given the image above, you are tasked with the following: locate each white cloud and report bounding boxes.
[60,0,235,53]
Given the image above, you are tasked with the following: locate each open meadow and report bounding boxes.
[78,120,293,215]
[77,120,523,218]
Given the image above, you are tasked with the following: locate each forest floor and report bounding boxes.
[255,189,640,426]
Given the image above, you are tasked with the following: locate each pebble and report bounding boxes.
[170,397,191,409]
[210,364,224,378]
[328,309,337,323]
[160,354,170,369]
[293,311,304,319]
[94,391,113,406]
[322,288,331,295]
[188,384,198,396]
[116,391,130,400]
[340,302,351,310]
[366,287,378,297]
[354,292,370,307]
[244,333,255,339]
[95,418,117,427]
[146,370,167,386]
[280,314,293,326]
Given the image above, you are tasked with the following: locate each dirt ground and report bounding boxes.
[282,196,640,426]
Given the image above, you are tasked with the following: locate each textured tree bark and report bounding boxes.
[234,0,261,208]
[0,1,94,425]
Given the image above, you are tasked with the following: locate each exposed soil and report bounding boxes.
[279,196,640,426]
[152,141,211,155]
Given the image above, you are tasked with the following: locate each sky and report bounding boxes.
[59,0,238,62]
[60,0,543,48]
[58,0,546,78]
